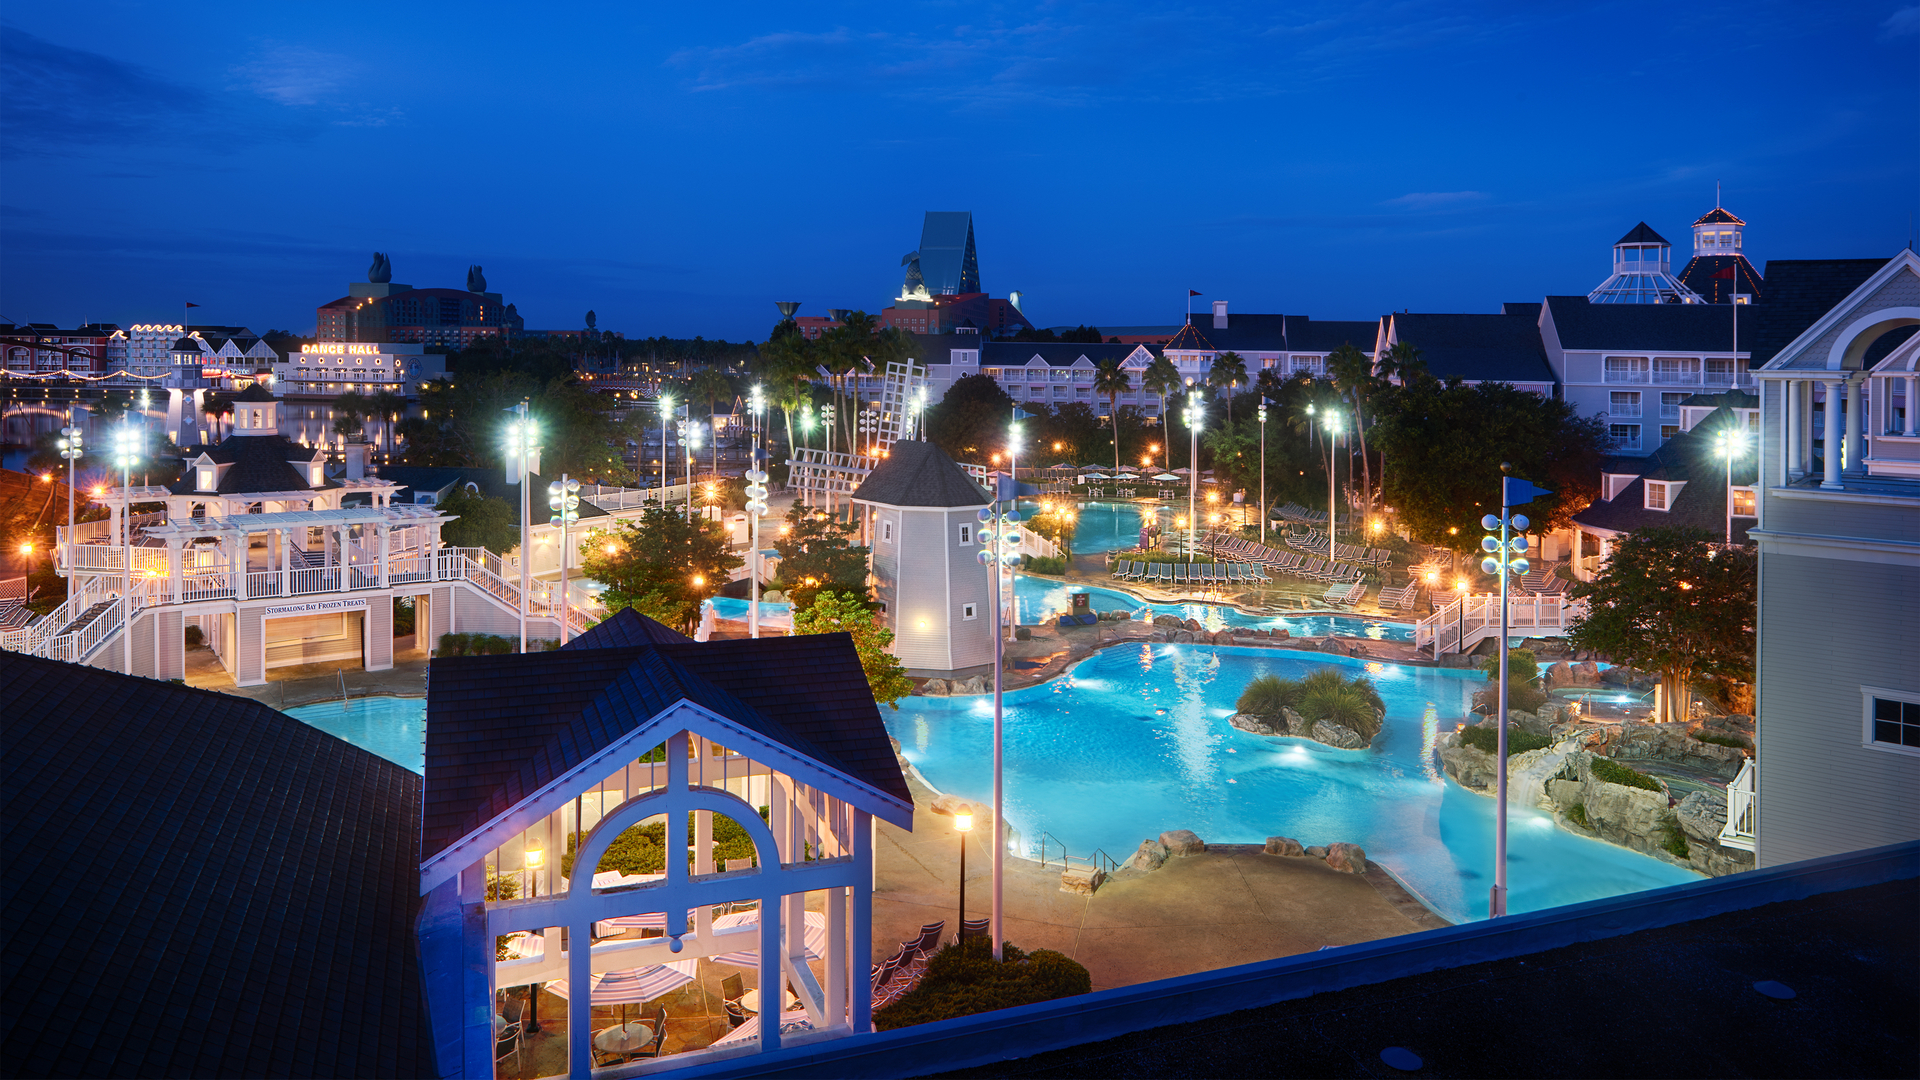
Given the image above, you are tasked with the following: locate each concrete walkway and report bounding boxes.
[184,638,430,710]
[874,766,1447,992]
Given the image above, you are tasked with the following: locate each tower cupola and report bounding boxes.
[229,380,282,437]
[1589,222,1704,304]
[1692,206,1745,258]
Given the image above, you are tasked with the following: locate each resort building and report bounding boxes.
[21,381,589,685]
[418,608,912,1076]
[879,211,1032,337]
[269,339,448,398]
[1372,308,1557,397]
[850,440,995,679]
[1746,250,1920,867]
[317,256,526,346]
[1163,302,1379,389]
[1587,222,1704,305]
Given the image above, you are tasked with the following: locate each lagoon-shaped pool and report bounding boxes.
[888,642,1699,924]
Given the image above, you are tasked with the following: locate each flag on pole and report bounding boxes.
[1188,290,1202,297]
[995,475,1040,501]
[185,302,201,308]
[1502,477,1552,506]
[1711,266,1736,279]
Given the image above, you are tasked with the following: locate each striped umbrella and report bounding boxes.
[708,910,828,968]
[546,960,700,1005]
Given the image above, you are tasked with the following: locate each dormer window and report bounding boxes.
[1645,481,1669,511]
[197,468,215,492]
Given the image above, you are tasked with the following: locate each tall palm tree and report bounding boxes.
[1208,351,1249,423]
[688,366,731,480]
[1141,354,1181,471]
[1325,342,1380,526]
[1093,357,1132,478]
[368,390,407,459]
[1370,342,1426,514]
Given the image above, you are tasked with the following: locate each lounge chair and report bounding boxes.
[1173,564,1188,586]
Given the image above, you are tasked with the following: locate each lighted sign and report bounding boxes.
[301,343,382,356]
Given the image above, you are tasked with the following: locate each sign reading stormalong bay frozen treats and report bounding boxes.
[263,597,371,617]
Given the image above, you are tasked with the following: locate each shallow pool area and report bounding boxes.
[286,697,427,773]
[1021,499,1153,554]
[888,642,1700,924]
[1014,577,1413,641]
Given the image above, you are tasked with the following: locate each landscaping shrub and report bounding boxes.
[1658,811,1691,859]
[392,596,415,636]
[873,940,1091,1030]
[1567,802,1592,829]
[183,624,204,647]
[1458,725,1552,757]
[1235,674,1296,722]
[1591,757,1662,792]
[1235,669,1384,740]
[1692,730,1752,751]
[561,805,771,877]
[1022,555,1068,575]
[1479,647,1540,686]
[1473,683,1551,716]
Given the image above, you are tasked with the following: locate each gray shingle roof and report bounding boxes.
[1388,312,1555,384]
[1545,295,1748,352]
[1573,408,1757,540]
[167,434,327,495]
[1615,222,1671,246]
[851,440,991,508]
[1676,255,1764,304]
[1,653,433,1079]
[1749,259,1891,366]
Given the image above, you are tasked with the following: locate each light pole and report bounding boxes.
[58,417,81,580]
[1455,576,1468,654]
[1257,400,1268,546]
[1717,427,1749,545]
[746,463,769,638]
[1479,469,1551,919]
[978,490,1022,963]
[680,418,702,521]
[657,393,673,509]
[548,475,579,645]
[1323,410,1342,565]
[1184,397,1203,564]
[954,807,974,947]
[822,403,837,515]
[112,420,139,673]
[503,407,539,653]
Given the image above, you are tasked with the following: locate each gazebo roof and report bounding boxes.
[142,504,446,539]
[849,440,990,508]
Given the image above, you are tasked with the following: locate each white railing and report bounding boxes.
[183,575,234,602]
[1019,524,1061,560]
[291,567,341,595]
[390,556,433,584]
[246,571,283,599]
[1719,758,1756,851]
[1415,594,1583,654]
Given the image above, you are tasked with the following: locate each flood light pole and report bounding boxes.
[503,405,539,653]
[548,475,579,644]
[1257,401,1268,545]
[1717,427,1749,545]
[657,393,673,509]
[1480,468,1550,919]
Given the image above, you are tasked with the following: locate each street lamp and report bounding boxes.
[112,422,139,636]
[1322,410,1342,565]
[58,420,82,579]
[548,476,580,644]
[954,807,974,947]
[503,408,540,653]
[746,464,769,638]
[657,393,673,509]
[1257,400,1268,545]
[1478,469,1552,919]
[1184,397,1203,564]
[976,497,1023,962]
[1716,427,1749,545]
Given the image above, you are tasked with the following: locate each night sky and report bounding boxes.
[2,2,1914,341]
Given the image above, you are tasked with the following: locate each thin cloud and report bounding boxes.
[1385,191,1491,209]
[1881,5,1920,37]
[0,25,204,152]
[231,46,354,106]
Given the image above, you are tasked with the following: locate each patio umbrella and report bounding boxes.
[1172,467,1192,475]
[1083,472,1111,480]
[707,909,828,968]
[1153,473,1180,482]
[546,960,700,1007]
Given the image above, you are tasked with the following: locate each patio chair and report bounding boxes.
[955,917,990,945]
[633,1007,669,1059]
[909,920,946,957]
[721,972,746,1009]
[495,1014,524,1073]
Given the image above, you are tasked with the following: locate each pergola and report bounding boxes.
[135,504,449,602]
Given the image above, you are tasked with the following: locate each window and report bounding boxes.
[1645,481,1668,510]
[1661,392,1687,418]
[1661,425,1680,442]
[1604,356,1649,383]
[881,521,893,543]
[1705,357,1735,384]
[962,603,977,621]
[1610,424,1641,449]
[958,524,972,546]
[1654,357,1700,385]
[1731,488,1755,516]
[1610,391,1642,417]
[1864,690,1920,756]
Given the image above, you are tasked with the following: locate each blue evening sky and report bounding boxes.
[2,2,1914,341]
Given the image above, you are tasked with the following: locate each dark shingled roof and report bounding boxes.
[565,606,692,648]
[1615,222,1671,246]
[1387,312,1555,385]
[233,381,278,402]
[1165,314,1378,355]
[1545,295,1748,352]
[1749,259,1891,366]
[0,653,433,1080]
[1693,207,1746,226]
[1573,408,1757,541]
[168,434,327,495]
[422,633,909,859]
[851,440,990,508]
[1676,255,1765,305]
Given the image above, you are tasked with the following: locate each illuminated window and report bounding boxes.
[1731,488,1755,516]
[1644,481,1668,511]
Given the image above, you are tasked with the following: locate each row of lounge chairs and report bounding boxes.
[1272,502,1349,526]
[1283,527,1391,567]
[1111,560,1270,586]
[870,920,947,1011]
[1376,582,1423,611]
[1203,533,1365,586]
[1321,580,1368,607]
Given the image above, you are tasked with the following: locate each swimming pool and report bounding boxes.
[888,643,1699,923]
[1020,499,1152,554]
[286,697,427,773]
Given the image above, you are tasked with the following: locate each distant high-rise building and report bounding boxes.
[880,212,1031,336]
[315,253,524,346]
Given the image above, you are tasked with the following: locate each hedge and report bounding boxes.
[873,941,1091,1030]
[1458,725,1551,757]
[1591,757,1662,792]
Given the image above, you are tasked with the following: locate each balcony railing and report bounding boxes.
[1719,759,1756,851]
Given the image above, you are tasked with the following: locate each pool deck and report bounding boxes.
[183,638,431,709]
[874,762,1449,994]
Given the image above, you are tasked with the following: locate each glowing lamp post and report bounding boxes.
[57,421,82,577]
[1322,410,1342,564]
[977,491,1024,962]
[953,807,974,946]
[1183,397,1203,564]
[112,423,139,631]
[1478,469,1552,919]
[503,409,540,652]
[1716,427,1749,545]
[656,393,673,509]
[1257,400,1268,545]
[745,466,769,638]
[548,476,580,644]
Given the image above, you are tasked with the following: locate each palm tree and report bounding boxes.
[758,327,815,454]
[1093,358,1132,478]
[688,366,731,481]
[1208,351,1249,423]
[368,390,407,459]
[200,391,233,443]
[1326,342,1382,527]
[1371,342,1426,513]
[1141,355,1182,470]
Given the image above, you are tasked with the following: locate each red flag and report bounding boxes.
[1711,266,1736,280]
[185,301,202,308]
[1188,290,1202,297]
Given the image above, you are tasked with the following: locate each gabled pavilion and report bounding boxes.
[416,608,914,1077]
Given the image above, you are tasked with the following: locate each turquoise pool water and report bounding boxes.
[709,576,1412,641]
[286,697,426,773]
[888,643,1699,923]
[1021,499,1150,554]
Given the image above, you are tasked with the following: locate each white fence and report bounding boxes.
[1414,593,1583,655]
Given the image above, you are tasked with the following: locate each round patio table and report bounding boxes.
[594,1021,653,1055]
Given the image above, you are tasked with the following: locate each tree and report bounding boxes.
[1208,352,1248,423]
[1092,359,1132,477]
[580,508,742,633]
[1370,377,1609,556]
[791,590,914,709]
[438,486,518,555]
[772,502,870,608]
[1201,416,1259,500]
[1058,325,1104,344]
[926,374,1015,464]
[1567,526,1755,723]
[688,365,732,478]
[332,391,369,439]
[1141,355,1182,470]
[1324,342,1381,524]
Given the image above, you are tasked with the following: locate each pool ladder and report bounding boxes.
[1037,832,1121,876]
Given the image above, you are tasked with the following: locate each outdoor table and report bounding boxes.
[739,988,797,1014]
[594,1020,654,1055]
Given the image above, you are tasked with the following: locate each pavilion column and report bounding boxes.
[232,535,248,601]
[281,530,292,596]
[1845,376,1866,476]
[378,522,391,590]
[1821,379,1844,489]
[1798,380,1815,475]
[1906,374,1918,436]
[1783,379,1803,479]
[168,538,183,605]
[849,809,874,1033]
